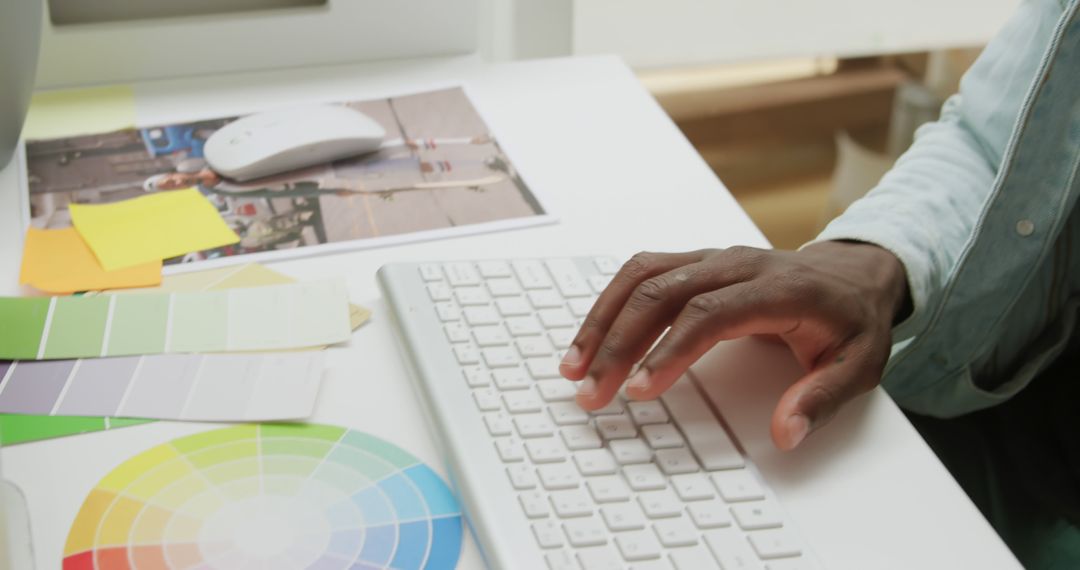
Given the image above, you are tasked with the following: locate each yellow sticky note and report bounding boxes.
[70,188,240,271]
[22,85,136,140]
[18,227,161,294]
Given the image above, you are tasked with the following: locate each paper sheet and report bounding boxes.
[0,352,325,421]
[69,188,240,271]
[0,279,352,360]
[21,85,136,140]
[18,227,161,294]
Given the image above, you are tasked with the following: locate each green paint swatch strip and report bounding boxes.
[0,279,350,360]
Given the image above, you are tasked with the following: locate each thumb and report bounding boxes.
[769,354,876,451]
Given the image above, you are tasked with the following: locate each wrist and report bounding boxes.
[803,240,911,325]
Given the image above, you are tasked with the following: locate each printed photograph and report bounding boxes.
[24,87,548,267]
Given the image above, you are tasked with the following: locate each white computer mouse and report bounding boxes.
[204,104,386,181]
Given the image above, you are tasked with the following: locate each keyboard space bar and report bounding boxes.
[662,376,745,470]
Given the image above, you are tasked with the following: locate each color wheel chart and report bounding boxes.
[63,424,464,569]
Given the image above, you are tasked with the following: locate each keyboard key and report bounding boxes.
[564,517,607,546]
[533,519,565,548]
[444,262,481,286]
[687,501,732,529]
[504,391,544,414]
[596,415,637,440]
[483,412,512,436]
[549,402,590,425]
[551,489,593,518]
[537,380,577,402]
[587,476,631,503]
[609,439,653,464]
[588,274,612,293]
[731,502,784,530]
[669,545,720,570]
[662,377,744,470]
[601,502,648,531]
[573,449,618,476]
[472,387,500,411]
[492,368,530,391]
[426,282,453,301]
[434,302,460,321]
[473,325,510,346]
[478,260,513,278]
[549,328,576,350]
[637,489,683,518]
[464,306,501,326]
[671,473,716,501]
[526,439,567,463]
[507,315,543,336]
[496,439,525,463]
[487,277,523,297]
[454,286,490,305]
[517,335,555,357]
[539,308,576,328]
[539,464,581,490]
[592,398,625,415]
[653,517,699,547]
[748,528,802,560]
[496,297,532,316]
[623,464,666,491]
[513,260,554,289]
[453,344,479,365]
[561,424,602,450]
[594,256,621,275]
[519,490,550,518]
[526,356,561,379]
[514,413,554,437]
[483,347,520,368]
[711,471,766,502]
[546,258,592,297]
[576,547,622,570]
[419,263,443,281]
[528,289,565,308]
[627,401,670,425]
[506,465,536,490]
[705,529,765,570]
[615,530,662,561]
[655,448,700,475]
[568,297,595,317]
[642,424,685,449]
[545,550,580,570]
[444,322,470,343]
[464,367,492,388]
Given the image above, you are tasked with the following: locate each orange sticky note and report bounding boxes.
[70,188,240,271]
[19,227,162,294]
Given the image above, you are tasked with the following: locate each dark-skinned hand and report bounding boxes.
[558,241,909,450]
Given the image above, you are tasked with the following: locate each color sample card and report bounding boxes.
[0,352,324,421]
[63,425,463,569]
[0,415,151,446]
[0,279,351,360]
[70,188,240,271]
[19,227,162,294]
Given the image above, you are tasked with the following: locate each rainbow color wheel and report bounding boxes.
[63,424,463,569]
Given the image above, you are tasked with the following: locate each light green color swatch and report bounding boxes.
[42,296,110,358]
[106,294,169,356]
[0,297,50,359]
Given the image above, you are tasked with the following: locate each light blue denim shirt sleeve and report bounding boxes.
[809,0,1080,416]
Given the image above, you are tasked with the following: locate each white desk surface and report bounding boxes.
[0,55,1019,569]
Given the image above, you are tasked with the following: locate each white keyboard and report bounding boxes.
[379,257,816,570]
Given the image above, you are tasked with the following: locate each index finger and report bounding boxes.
[559,250,706,380]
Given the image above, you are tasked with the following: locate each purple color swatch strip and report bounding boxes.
[0,360,76,413]
[0,361,12,383]
[54,356,140,416]
[117,354,201,418]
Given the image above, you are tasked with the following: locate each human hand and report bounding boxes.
[558,242,909,450]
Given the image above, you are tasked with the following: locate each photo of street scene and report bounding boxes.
[24,87,547,267]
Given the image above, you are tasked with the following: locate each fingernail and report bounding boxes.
[560,345,582,368]
[576,376,597,397]
[785,414,810,449]
[627,368,650,392]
